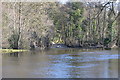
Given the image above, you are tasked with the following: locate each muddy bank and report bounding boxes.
[50,44,118,49]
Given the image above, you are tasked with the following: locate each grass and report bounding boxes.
[0,49,28,53]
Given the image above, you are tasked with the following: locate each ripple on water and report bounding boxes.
[48,53,119,63]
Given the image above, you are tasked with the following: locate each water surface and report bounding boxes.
[2,48,119,78]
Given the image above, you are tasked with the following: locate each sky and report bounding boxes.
[59,0,120,3]
[59,0,69,4]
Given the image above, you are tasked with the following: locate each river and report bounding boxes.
[2,48,119,78]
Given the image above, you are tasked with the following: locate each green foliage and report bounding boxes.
[48,2,85,46]
[104,38,111,46]
[2,2,119,49]
[0,49,28,53]
[8,33,19,49]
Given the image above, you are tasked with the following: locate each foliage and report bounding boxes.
[8,33,20,49]
[2,2,120,49]
[104,38,111,46]
[0,49,28,53]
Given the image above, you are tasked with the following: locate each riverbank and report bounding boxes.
[1,43,119,53]
[0,49,28,54]
[50,44,119,49]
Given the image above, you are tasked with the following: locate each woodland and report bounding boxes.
[2,2,120,50]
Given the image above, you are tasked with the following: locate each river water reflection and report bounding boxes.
[2,48,119,78]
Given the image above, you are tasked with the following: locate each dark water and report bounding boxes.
[2,48,119,78]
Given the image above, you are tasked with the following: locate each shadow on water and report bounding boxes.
[2,48,119,78]
[9,52,20,57]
